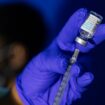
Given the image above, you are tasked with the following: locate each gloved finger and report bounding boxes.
[69,65,83,93]
[76,24,105,52]
[93,24,105,44]
[77,72,94,87]
[67,66,82,105]
[67,72,94,104]
[67,68,94,104]
[57,8,88,52]
[34,49,70,74]
[69,76,82,98]
[70,64,80,77]
[43,74,70,105]
[47,65,81,105]
[67,89,81,105]
[69,70,83,94]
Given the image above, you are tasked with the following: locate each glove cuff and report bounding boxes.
[16,77,31,105]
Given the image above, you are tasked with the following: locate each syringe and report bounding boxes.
[53,11,103,105]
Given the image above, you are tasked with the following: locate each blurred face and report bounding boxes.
[0,5,45,93]
[0,36,28,98]
[8,42,28,71]
[0,36,28,71]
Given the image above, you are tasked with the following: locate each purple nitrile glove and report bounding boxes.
[16,8,105,105]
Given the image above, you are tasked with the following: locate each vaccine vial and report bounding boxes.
[75,11,103,46]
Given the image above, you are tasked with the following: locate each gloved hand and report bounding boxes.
[16,8,105,105]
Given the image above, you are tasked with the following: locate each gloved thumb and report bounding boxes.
[57,8,87,52]
[37,8,88,74]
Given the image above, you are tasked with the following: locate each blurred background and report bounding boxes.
[0,0,104,105]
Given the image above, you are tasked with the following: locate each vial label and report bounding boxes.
[81,14,101,35]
